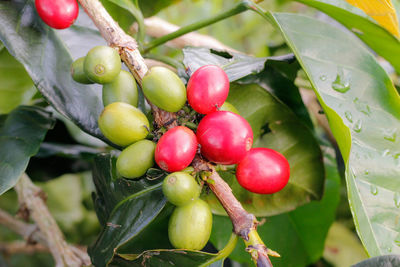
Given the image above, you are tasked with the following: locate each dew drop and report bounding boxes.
[331,69,350,93]
[345,111,353,123]
[353,98,371,116]
[370,185,378,196]
[354,120,362,133]
[395,237,400,247]
[383,129,397,142]
[364,170,369,175]
[382,149,391,157]
[319,75,327,81]
[387,247,392,253]
[394,193,400,208]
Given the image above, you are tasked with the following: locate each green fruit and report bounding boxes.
[117,140,156,178]
[220,101,239,114]
[168,198,212,250]
[84,46,121,84]
[98,102,149,147]
[103,70,138,107]
[162,172,200,206]
[142,66,186,112]
[71,57,93,84]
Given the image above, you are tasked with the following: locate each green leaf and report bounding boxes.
[353,255,400,267]
[270,12,400,256]
[0,48,36,114]
[202,83,324,216]
[37,142,103,159]
[100,0,136,32]
[296,0,400,73]
[210,144,341,266]
[0,106,54,195]
[89,154,167,266]
[139,0,182,17]
[0,1,108,144]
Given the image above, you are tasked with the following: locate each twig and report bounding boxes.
[77,0,272,265]
[14,174,90,267]
[0,241,48,255]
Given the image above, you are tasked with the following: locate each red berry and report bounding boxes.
[187,65,229,114]
[155,126,198,172]
[35,0,79,29]
[197,111,253,164]
[236,148,290,194]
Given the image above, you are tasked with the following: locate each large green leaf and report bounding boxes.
[270,12,400,256]
[210,144,341,266]
[0,1,108,144]
[0,48,36,114]
[295,0,400,73]
[0,106,54,195]
[202,83,324,216]
[89,154,167,266]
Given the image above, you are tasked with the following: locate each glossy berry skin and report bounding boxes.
[71,57,93,84]
[35,0,79,29]
[168,198,212,250]
[197,111,253,164]
[103,70,138,107]
[236,148,290,194]
[187,65,229,114]
[84,46,121,84]
[116,140,156,179]
[162,172,200,206]
[155,126,197,172]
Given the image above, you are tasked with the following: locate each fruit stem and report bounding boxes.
[199,233,238,267]
[142,1,253,53]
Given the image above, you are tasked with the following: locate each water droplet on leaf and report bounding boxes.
[345,111,353,123]
[354,120,362,133]
[319,75,327,81]
[332,69,350,93]
[382,149,391,157]
[383,129,397,142]
[353,98,371,116]
[370,185,378,195]
[394,193,400,208]
[395,237,400,247]
[364,170,369,175]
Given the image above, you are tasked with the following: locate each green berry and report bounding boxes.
[162,172,200,206]
[142,66,186,112]
[84,46,121,84]
[103,70,138,107]
[71,57,93,84]
[220,101,239,114]
[168,199,212,250]
[117,140,156,179]
[98,102,149,147]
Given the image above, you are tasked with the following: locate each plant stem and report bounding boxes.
[199,233,238,267]
[142,0,252,53]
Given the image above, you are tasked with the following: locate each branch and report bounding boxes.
[78,0,273,265]
[14,174,90,267]
[0,241,48,255]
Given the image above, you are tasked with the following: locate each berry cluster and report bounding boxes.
[71,47,290,249]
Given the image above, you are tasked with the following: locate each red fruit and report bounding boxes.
[35,0,79,29]
[236,148,290,194]
[197,111,253,164]
[187,65,229,114]
[155,126,198,172]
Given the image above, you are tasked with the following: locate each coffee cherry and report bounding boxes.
[236,148,290,194]
[142,67,186,112]
[35,0,79,29]
[116,140,156,179]
[168,199,212,250]
[220,101,239,114]
[71,57,93,84]
[196,111,253,164]
[84,46,121,84]
[155,126,197,172]
[98,102,149,147]
[187,65,229,114]
[162,172,200,206]
[103,70,138,107]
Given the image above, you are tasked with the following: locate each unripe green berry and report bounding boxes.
[84,46,121,84]
[117,140,156,179]
[220,101,239,114]
[98,102,149,147]
[102,70,138,107]
[71,57,93,84]
[162,172,200,206]
[168,198,212,250]
[142,66,186,112]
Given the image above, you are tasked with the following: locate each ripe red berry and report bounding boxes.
[186,65,229,114]
[35,0,79,29]
[236,148,290,194]
[196,111,253,164]
[155,126,198,172]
